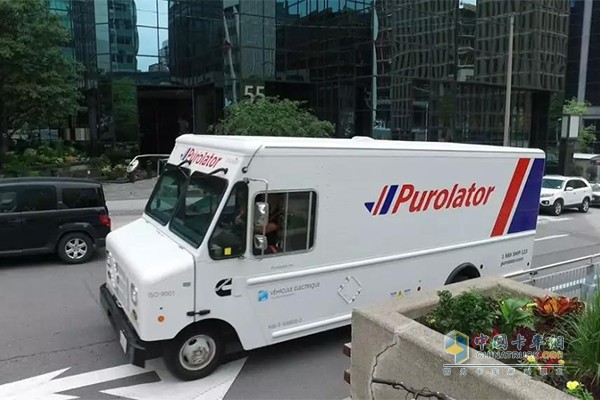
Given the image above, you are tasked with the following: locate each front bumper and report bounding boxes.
[539,198,554,208]
[100,283,150,367]
[591,195,600,205]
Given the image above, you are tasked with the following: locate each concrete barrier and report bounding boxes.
[349,277,573,400]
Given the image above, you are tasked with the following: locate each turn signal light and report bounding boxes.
[158,315,165,323]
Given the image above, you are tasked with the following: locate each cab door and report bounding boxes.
[0,186,22,253]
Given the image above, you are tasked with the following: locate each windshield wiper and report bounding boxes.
[176,159,191,178]
[208,167,228,176]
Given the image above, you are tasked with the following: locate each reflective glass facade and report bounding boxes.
[51,0,569,155]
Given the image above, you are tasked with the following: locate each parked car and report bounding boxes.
[591,182,600,206]
[539,175,592,216]
[0,177,111,263]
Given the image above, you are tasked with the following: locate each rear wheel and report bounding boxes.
[579,197,590,213]
[164,326,224,381]
[552,200,563,216]
[57,232,94,264]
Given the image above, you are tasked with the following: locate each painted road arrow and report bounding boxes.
[102,358,247,400]
[0,364,147,400]
[0,358,247,400]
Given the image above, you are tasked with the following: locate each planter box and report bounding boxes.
[349,277,573,400]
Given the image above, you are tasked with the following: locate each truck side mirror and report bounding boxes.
[566,186,574,192]
[254,202,269,226]
[254,234,268,251]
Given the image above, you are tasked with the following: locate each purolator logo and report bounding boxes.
[364,183,496,215]
[180,147,222,168]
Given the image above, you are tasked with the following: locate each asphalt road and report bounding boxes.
[0,210,599,399]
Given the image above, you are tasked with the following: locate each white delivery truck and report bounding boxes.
[100,135,545,380]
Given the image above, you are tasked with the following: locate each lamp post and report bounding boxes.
[558,115,580,175]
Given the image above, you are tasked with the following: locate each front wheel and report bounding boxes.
[579,197,590,213]
[164,326,224,381]
[552,200,563,216]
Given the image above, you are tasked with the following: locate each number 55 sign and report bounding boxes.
[244,85,265,101]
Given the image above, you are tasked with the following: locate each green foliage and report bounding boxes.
[101,163,127,180]
[559,278,600,386]
[0,0,83,160]
[577,124,597,153]
[497,297,535,335]
[217,96,335,137]
[425,290,497,337]
[112,78,139,142]
[564,98,591,116]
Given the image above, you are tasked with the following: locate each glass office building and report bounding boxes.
[52,0,569,156]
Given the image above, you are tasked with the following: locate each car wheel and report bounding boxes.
[164,326,223,381]
[552,200,563,216]
[579,197,590,213]
[57,232,94,264]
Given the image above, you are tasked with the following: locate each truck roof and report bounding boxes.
[175,134,545,157]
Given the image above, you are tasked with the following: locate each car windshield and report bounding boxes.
[169,172,227,247]
[542,178,564,189]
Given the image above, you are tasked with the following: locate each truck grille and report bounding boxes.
[114,262,129,312]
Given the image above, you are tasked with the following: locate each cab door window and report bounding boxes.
[208,182,249,259]
[253,191,317,256]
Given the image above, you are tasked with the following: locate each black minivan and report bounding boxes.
[0,177,111,264]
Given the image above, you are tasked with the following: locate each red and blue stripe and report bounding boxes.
[491,157,545,237]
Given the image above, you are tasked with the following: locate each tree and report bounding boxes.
[213,96,335,137]
[577,124,597,153]
[563,97,597,153]
[0,0,83,166]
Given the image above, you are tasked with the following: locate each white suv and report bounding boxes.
[540,175,593,216]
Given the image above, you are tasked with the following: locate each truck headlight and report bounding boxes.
[130,284,138,305]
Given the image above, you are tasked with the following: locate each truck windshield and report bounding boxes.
[145,168,186,225]
[168,172,227,247]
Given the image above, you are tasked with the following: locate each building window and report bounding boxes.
[253,191,317,256]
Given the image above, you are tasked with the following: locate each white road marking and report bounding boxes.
[536,216,572,224]
[101,358,247,400]
[535,234,570,242]
[0,364,147,400]
[0,358,247,400]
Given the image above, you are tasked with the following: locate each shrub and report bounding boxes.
[425,290,497,337]
[559,280,600,386]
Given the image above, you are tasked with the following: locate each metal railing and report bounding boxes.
[505,253,600,300]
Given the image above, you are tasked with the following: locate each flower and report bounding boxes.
[526,355,537,364]
[566,381,581,391]
[558,359,565,365]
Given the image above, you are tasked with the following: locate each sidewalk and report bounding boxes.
[103,178,157,216]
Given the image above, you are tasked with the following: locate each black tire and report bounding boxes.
[579,197,590,213]
[164,326,223,381]
[57,232,94,264]
[552,199,563,216]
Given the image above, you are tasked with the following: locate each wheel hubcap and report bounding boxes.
[584,201,589,211]
[65,238,88,260]
[179,335,216,371]
[555,203,562,214]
